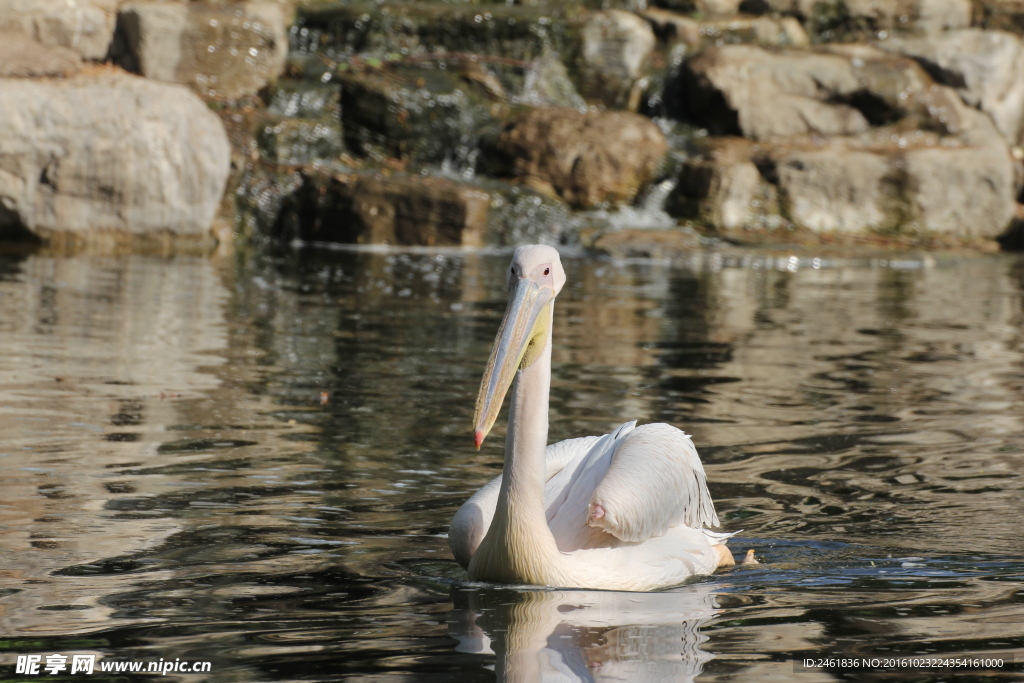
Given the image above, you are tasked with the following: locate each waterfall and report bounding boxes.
[585,178,679,231]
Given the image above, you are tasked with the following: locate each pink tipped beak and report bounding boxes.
[474,430,484,450]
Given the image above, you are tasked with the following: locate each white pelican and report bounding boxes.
[449,245,737,591]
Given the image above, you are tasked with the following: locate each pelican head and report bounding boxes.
[473,245,566,449]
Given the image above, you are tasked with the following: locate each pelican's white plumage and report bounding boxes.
[449,245,733,591]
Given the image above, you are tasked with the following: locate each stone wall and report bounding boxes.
[3,0,1024,249]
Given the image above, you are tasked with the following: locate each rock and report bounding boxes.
[997,204,1024,251]
[643,10,809,51]
[669,138,776,230]
[256,117,344,165]
[0,0,117,61]
[273,172,489,247]
[591,227,703,258]
[677,44,998,142]
[294,2,583,64]
[976,1,1024,33]
[0,31,81,78]
[491,107,668,209]
[670,129,1015,240]
[578,10,656,110]
[339,65,498,168]
[0,71,231,240]
[903,144,1015,238]
[257,81,344,165]
[486,182,580,246]
[879,29,1024,146]
[680,45,869,140]
[651,0,743,15]
[774,145,897,232]
[515,53,587,109]
[113,1,289,99]
[752,0,970,40]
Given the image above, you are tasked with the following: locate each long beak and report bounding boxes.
[473,278,553,449]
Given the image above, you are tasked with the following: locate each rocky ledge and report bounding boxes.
[3,0,1024,250]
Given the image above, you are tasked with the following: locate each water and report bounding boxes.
[1,246,1023,681]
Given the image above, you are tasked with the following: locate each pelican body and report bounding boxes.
[449,245,734,591]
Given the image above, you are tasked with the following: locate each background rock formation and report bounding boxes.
[2,0,1024,249]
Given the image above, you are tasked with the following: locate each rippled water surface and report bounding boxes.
[2,247,1023,681]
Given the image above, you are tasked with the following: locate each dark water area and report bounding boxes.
[1,246,1023,682]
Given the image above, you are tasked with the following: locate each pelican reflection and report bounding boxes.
[448,582,720,682]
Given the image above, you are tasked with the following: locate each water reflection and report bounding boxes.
[449,583,718,682]
[0,254,229,635]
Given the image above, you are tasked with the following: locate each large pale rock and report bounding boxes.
[492,107,668,209]
[679,44,988,142]
[775,146,897,232]
[670,77,1015,242]
[671,132,1014,239]
[0,0,117,61]
[0,32,81,78]
[579,10,656,110]
[682,45,869,140]
[904,145,1015,238]
[114,2,288,99]
[0,72,231,239]
[274,172,489,247]
[879,29,1024,146]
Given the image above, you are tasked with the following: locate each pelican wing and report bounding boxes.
[590,423,720,542]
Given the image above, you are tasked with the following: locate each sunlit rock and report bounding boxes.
[674,44,1007,142]
[0,71,231,241]
[669,113,1015,241]
[902,143,1015,239]
[578,10,656,110]
[678,45,871,140]
[273,171,489,247]
[773,145,899,233]
[490,107,667,209]
[670,42,1016,242]
[112,1,289,100]
[878,29,1024,146]
[0,0,117,61]
[0,31,81,78]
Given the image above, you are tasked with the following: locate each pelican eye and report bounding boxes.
[543,268,549,275]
